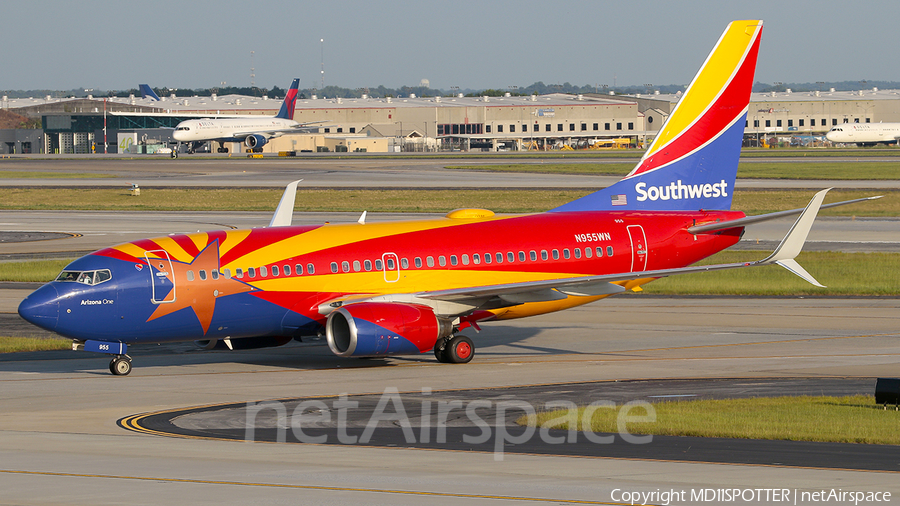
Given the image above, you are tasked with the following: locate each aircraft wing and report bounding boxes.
[417,188,834,306]
[688,195,882,234]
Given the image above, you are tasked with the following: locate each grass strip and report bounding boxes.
[0,259,73,282]
[0,336,70,353]
[3,252,896,296]
[524,395,900,445]
[0,188,893,216]
[446,161,900,179]
[643,250,900,295]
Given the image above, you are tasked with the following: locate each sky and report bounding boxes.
[4,0,899,92]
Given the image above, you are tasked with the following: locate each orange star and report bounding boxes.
[146,241,253,334]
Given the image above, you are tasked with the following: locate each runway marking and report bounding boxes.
[116,378,900,475]
[0,469,621,504]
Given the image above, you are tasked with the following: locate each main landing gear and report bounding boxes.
[434,335,474,364]
[109,355,132,376]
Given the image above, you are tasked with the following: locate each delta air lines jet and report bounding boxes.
[19,21,878,375]
[826,122,900,146]
[172,78,304,153]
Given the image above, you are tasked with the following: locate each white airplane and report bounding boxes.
[825,122,900,146]
[172,78,309,154]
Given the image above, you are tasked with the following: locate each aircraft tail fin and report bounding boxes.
[275,78,301,120]
[139,84,161,101]
[552,20,763,213]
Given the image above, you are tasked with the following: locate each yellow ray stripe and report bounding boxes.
[234,215,518,268]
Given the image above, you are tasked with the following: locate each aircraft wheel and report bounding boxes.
[110,356,132,376]
[445,335,474,364]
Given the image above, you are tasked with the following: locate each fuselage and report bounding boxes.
[19,209,744,345]
[172,117,298,143]
[825,123,900,145]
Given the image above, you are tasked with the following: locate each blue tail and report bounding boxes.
[275,78,301,120]
[551,20,763,213]
[139,84,161,101]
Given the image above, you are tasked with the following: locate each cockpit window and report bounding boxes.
[56,269,112,286]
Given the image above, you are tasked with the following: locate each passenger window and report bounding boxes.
[439,256,446,267]
[211,269,220,280]
[472,254,480,265]
[283,265,291,276]
[384,258,394,270]
[295,264,303,275]
[427,256,435,267]
[518,251,526,262]
[506,252,514,262]
[450,255,458,266]
[249,267,256,278]
[462,254,469,265]
[199,270,207,281]
[341,261,350,273]
[607,246,614,257]
[574,248,582,259]
[541,250,548,261]
[365,259,372,271]
[596,247,603,258]
[260,266,268,277]
[223,268,232,278]
[375,259,383,270]
[272,265,279,277]
[236,268,244,278]
[484,253,492,264]
[415,257,422,268]
[330,262,338,273]
[401,258,409,269]
[563,249,571,259]
[552,249,559,260]
[353,260,361,272]
[187,270,195,282]
[307,263,315,274]
[529,250,537,261]
[585,247,592,258]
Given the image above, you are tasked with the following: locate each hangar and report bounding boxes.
[2,86,899,154]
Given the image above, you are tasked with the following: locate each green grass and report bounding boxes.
[525,395,900,445]
[645,251,900,296]
[0,259,73,282]
[0,336,70,353]
[446,161,900,179]
[2,252,897,296]
[0,188,893,216]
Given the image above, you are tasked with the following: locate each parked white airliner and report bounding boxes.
[172,78,304,154]
[826,122,900,146]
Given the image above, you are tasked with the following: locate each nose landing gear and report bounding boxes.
[109,355,132,376]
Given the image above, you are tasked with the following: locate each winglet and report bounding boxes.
[269,180,302,227]
[758,188,830,286]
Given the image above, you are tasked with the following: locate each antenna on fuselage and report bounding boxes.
[269,180,302,227]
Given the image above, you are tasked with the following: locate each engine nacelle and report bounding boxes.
[325,302,452,358]
[194,336,292,351]
[244,134,267,149]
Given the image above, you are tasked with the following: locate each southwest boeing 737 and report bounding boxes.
[19,20,879,375]
[172,78,306,154]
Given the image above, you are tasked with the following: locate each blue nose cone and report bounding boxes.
[18,284,60,331]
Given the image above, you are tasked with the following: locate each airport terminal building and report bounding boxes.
[2,87,899,154]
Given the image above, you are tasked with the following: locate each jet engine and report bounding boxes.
[194,336,292,351]
[244,134,268,149]
[325,302,452,358]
